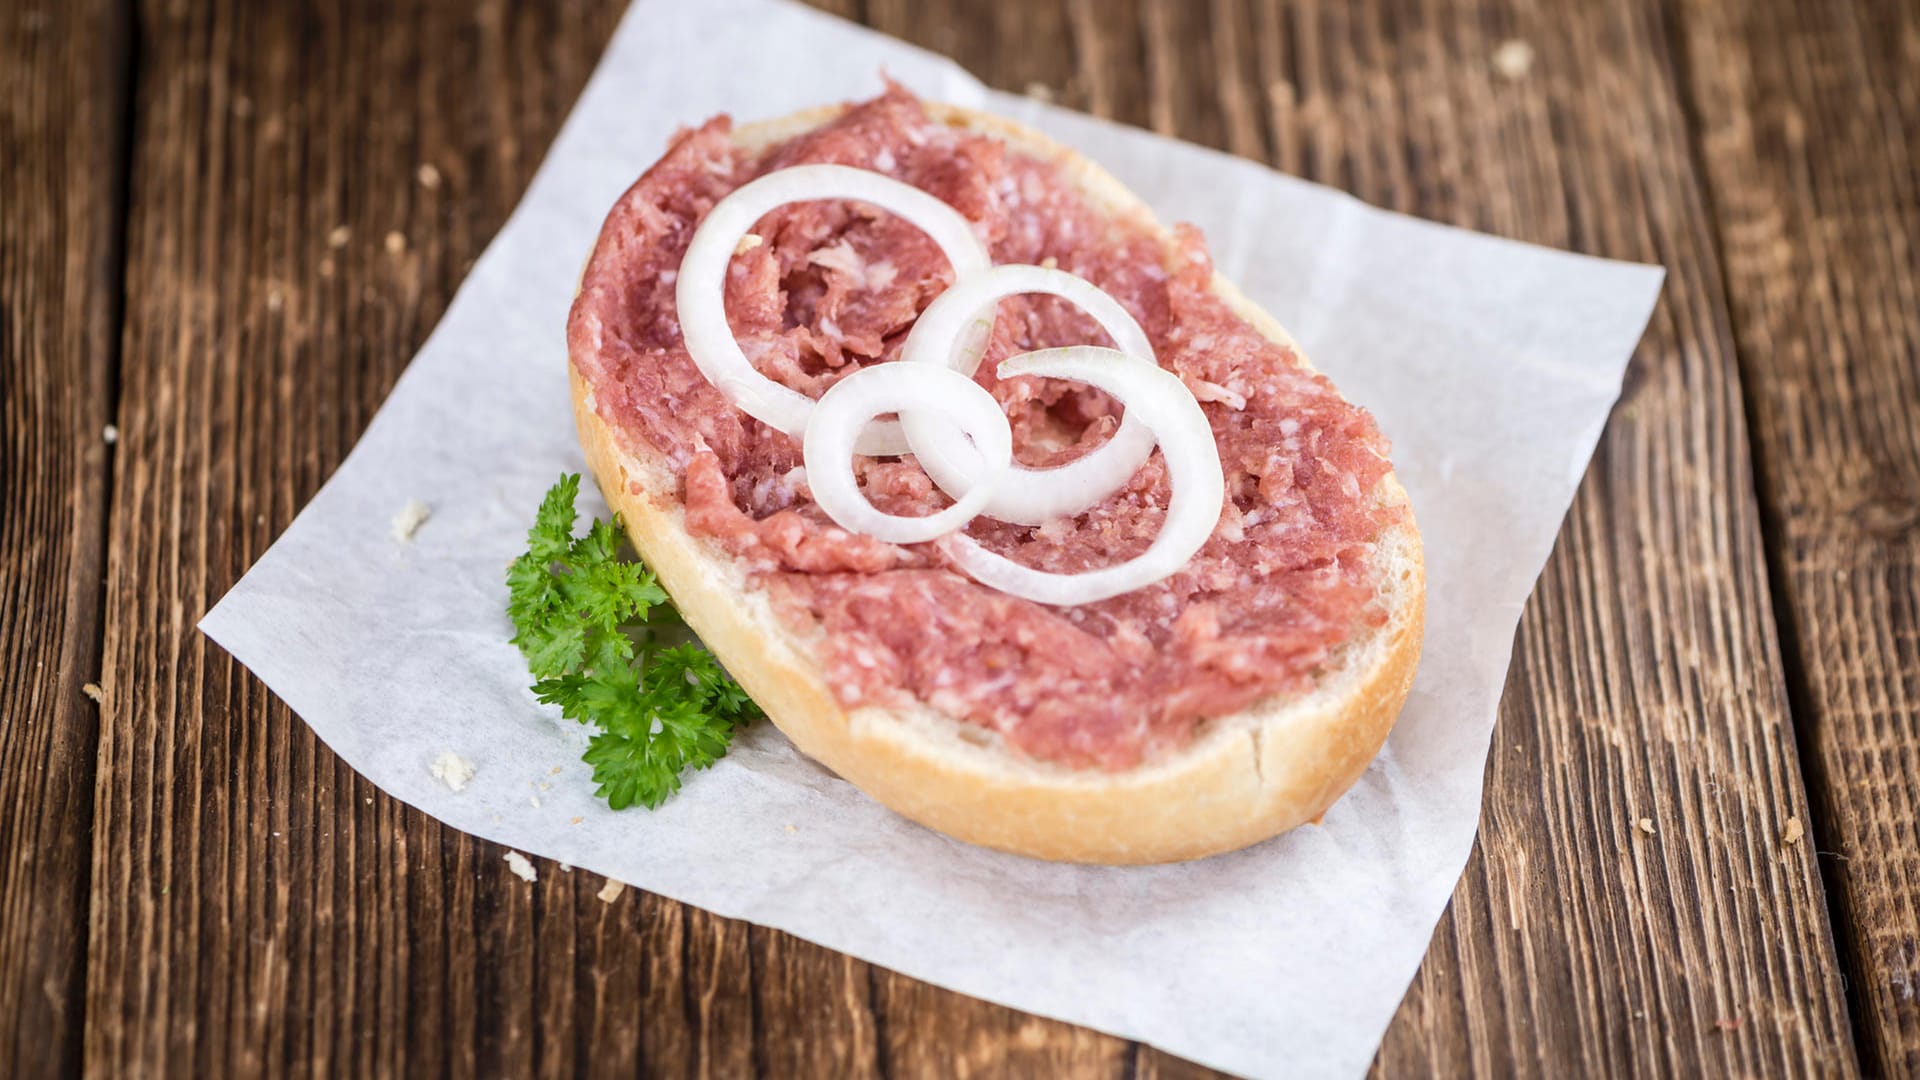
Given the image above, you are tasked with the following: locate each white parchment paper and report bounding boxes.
[199,1,1664,1075]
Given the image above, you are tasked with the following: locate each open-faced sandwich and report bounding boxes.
[566,86,1423,864]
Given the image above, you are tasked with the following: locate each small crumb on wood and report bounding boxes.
[327,224,351,248]
[266,287,284,311]
[503,851,537,883]
[416,162,442,189]
[1715,1016,1741,1032]
[1023,81,1054,103]
[1636,817,1655,835]
[384,230,406,255]
[1492,39,1535,81]
[390,498,431,542]
[318,256,335,278]
[103,424,118,444]
[559,863,572,873]
[597,878,626,904]
[82,682,104,703]
[232,95,253,118]
[1782,817,1803,845]
[430,750,474,792]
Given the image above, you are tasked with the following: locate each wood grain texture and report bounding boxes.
[60,0,1891,1076]
[85,0,642,1074]
[1672,0,1920,1072]
[0,1,127,1076]
[867,0,1857,1074]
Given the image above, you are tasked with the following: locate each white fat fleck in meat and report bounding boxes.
[873,148,896,171]
[1186,378,1247,410]
[1216,502,1247,543]
[807,239,867,284]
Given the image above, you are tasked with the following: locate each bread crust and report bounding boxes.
[569,103,1425,864]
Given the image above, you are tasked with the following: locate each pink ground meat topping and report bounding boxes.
[568,87,1402,770]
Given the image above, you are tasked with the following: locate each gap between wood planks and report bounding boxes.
[1653,0,1876,1065]
[1661,0,1920,1071]
[0,0,132,1075]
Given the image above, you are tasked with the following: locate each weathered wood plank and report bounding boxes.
[84,1,647,1074]
[1673,0,1920,1072]
[80,0,1867,1075]
[869,2,1857,1074]
[0,1,127,1076]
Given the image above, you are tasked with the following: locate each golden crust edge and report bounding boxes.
[567,101,1426,864]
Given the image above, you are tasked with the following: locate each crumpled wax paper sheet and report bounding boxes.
[198,1,1664,1075]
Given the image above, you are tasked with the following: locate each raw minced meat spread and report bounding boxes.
[568,87,1402,770]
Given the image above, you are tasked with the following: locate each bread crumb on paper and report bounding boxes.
[597,878,626,904]
[1492,39,1535,81]
[82,682,104,703]
[391,498,431,542]
[504,851,537,883]
[430,750,474,792]
[1782,817,1804,845]
[570,816,584,825]
[784,824,797,834]
[529,795,542,809]
[1636,817,1655,835]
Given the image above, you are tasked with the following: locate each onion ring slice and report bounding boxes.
[676,164,991,456]
[805,363,1012,545]
[897,265,1161,525]
[942,346,1225,606]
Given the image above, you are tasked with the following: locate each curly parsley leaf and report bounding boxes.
[508,474,759,809]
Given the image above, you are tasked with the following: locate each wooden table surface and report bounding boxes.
[3,0,1915,1075]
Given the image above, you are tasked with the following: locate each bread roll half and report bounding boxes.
[570,102,1424,864]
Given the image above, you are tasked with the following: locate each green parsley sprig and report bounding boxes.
[507,474,761,809]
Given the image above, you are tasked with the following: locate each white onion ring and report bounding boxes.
[941,347,1225,606]
[805,364,1012,545]
[676,164,991,455]
[896,265,1161,525]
